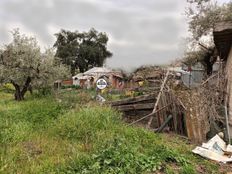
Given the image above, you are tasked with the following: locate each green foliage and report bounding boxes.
[64,138,161,174]
[55,90,94,108]
[0,91,220,173]
[0,121,32,144]
[180,165,196,174]
[61,84,81,89]
[0,83,15,93]
[186,0,232,40]
[0,29,69,101]
[183,49,207,66]
[54,28,112,74]
[0,96,64,131]
[52,106,121,141]
[60,137,192,174]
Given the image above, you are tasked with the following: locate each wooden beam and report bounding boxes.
[114,103,155,111]
[147,70,170,127]
[127,102,173,126]
[110,93,156,106]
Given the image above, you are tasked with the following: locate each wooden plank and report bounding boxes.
[110,93,156,106]
[113,103,155,111]
[147,70,170,127]
[214,21,232,32]
[172,94,178,132]
[127,102,173,126]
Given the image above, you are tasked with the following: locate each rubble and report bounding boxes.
[193,134,232,163]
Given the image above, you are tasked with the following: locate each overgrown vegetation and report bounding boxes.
[0,89,219,173]
[0,30,69,101]
[182,0,232,74]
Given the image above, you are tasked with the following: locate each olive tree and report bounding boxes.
[182,0,232,74]
[186,0,232,41]
[0,30,69,101]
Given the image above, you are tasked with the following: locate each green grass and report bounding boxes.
[0,90,220,174]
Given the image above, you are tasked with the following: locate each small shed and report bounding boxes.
[72,67,124,89]
[213,21,232,137]
[72,73,84,86]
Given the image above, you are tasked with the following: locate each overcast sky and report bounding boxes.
[0,0,229,70]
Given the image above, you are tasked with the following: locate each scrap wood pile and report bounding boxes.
[172,62,228,143]
[111,63,228,143]
[111,69,187,136]
[173,89,210,143]
[126,66,165,88]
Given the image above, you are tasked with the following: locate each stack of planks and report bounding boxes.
[110,90,187,136]
[111,93,158,125]
[111,93,157,112]
[111,70,187,137]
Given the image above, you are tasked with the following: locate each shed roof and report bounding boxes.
[84,67,113,75]
[213,21,232,60]
[72,67,123,80]
[72,73,83,79]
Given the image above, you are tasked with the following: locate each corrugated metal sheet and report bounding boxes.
[181,70,204,88]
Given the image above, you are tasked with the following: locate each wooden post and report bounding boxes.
[225,95,231,144]
[147,70,170,128]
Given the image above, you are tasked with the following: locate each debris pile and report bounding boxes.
[193,134,232,163]
[111,69,187,136]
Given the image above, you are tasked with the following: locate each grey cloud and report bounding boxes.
[0,25,10,43]
[106,43,180,71]
[0,0,188,70]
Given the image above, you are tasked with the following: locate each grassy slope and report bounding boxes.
[0,90,220,174]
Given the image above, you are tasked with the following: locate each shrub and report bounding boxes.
[0,83,15,93]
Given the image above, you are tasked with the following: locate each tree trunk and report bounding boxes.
[71,64,76,76]
[14,87,24,101]
[11,77,31,101]
[21,77,31,97]
[28,85,33,94]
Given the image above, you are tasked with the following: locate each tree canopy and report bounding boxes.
[186,0,232,41]
[0,30,69,101]
[183,0,232,74]
[54,28,112,75]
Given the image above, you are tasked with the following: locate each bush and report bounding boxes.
[0,83,15,93]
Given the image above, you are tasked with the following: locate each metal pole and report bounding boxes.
[155,115,173,133]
